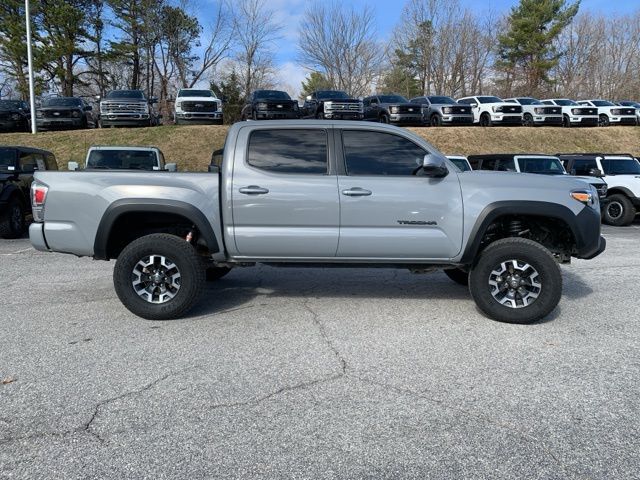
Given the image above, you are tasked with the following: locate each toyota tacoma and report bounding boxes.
[29,121,605,324]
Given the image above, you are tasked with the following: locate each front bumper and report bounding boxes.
[100,113,150,126]
[490,114,522,125]
[255,110,299,120]
[323,112,363,120]
[36,117,83,129]
[575,206,606,259]
[533,116,563,125]
[569,116,598,126]
[609,116,638,126]
[441,115,473,125]
[175,111,223,123]
[389,113,424,125]
[29,223,49,252]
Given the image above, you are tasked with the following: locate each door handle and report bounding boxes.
[342,187,372,197]
[239,185,269,195]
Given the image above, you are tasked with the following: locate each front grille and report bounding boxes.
[43,110,73,118]
[264,102,294,111]
[538,107,561,115]
[0,112,10,120]
[502,105,522,114]
[326,102,361,112]
[592,183,607,199]
[397,105,421,114]
[575,108,597,115]
[101,102,147,113]
[181,101,218,112]
[612,108,635,116]
[449,106,471,114]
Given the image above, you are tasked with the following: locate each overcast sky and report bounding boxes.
[196,0,639,95]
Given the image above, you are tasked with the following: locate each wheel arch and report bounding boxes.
[94,199,220,260]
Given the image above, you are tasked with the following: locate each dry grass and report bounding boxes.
[1,124,638,170]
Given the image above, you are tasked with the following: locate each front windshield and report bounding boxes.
[554,99,577,106]
[378,95,408,103]
[517,157,566,175]
[516,98,542,105]
[316,91,349,99]
[87,150,157,170]
[601,158,640,175]
[255,90,291,100]
[449,158,470,171]
[0,148,17,169]
[178,90,214,98]
[591,100,615,107]
[0,100,24,110]
[621,101,640,108]
[476,96,503,104]
[42,97,82,107]
[106,90,145,99]
[427,96,456,104]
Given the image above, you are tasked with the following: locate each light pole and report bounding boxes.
[25,0,37,134]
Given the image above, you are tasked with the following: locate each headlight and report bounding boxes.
[611,109,621,115]
[175,101,181,109]
[570,189,595,207]
[257,102,268,110]
[442,107,452,114]
[36,111,43,118]
[571,108,579,115]
[72,110,81,118]
[492,106,503,113]
[534,108,543,114]
[390,106,399,114]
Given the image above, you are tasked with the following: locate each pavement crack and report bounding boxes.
[354,376,574,480]
[302,297,347,375]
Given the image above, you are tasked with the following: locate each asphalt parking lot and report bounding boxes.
[1,223,639,479]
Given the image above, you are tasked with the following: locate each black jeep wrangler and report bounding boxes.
[0,146,58,238]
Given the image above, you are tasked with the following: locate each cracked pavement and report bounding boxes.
[1,223,640,479]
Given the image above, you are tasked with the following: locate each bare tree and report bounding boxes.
[297,2,383,97]
[231,0,282,99]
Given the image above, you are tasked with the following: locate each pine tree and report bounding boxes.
[300,72,332,98]
[496,0,580,97]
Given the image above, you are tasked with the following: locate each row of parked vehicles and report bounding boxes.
[1,88,639,132]
[240,90,640,128]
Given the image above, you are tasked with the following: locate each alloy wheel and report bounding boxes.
[488,259,541,309]
[131,255,181,304]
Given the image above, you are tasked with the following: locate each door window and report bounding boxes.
[19,152,38,172]
[247,129,328,174]
[572,159,598,175]
[342,130,426,176]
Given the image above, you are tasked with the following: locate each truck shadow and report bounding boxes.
[187,266,593,320]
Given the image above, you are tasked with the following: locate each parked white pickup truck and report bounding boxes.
[174,88,223,125]
[68,146,177,172]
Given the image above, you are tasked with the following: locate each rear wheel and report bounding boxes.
[113,233,205,320]
[603,194,636,226]
[469,238,562,324]
[0,198,26,239]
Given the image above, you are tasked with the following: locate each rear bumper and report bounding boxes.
[29,223,49,252]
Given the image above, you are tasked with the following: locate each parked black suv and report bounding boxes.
[241,90,300,120]
[36,96,96,130]
[0,100,30,132]
[0,146,57,238]
[363,94,424,125]
[301,90,364,120]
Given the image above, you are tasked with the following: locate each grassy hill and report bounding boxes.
[1,124,638,170]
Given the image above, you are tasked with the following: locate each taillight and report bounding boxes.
[31,182,48,222]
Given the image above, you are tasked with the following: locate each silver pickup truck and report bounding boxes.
[29,121,605,324]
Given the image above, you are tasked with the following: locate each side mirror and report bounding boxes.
[422,154,449,178]
[165,163,177,172]
[589,168,604,177]
[68,161,79,171]
[469,103,478,108]
[85,105,93,111]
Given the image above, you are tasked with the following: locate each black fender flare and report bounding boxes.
[93,198,220,260]
[459,201,594,264]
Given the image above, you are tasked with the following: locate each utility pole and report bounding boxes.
[25,0,37,134]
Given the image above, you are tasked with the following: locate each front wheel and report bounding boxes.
[113,233,205,320]
[479,113,492,127]
[523,113,534,127]
[603,194,636,226]
[599,114,610,127]
[469,238,562,324]
[430,114,442,127]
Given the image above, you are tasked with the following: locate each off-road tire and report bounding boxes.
[480,113,492,127]
[113,233,205,320]
[603,194,636,226]
[444,268,469,286]
[469,238,562,324]
[0,198,26,239]
[206,266,232,282]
